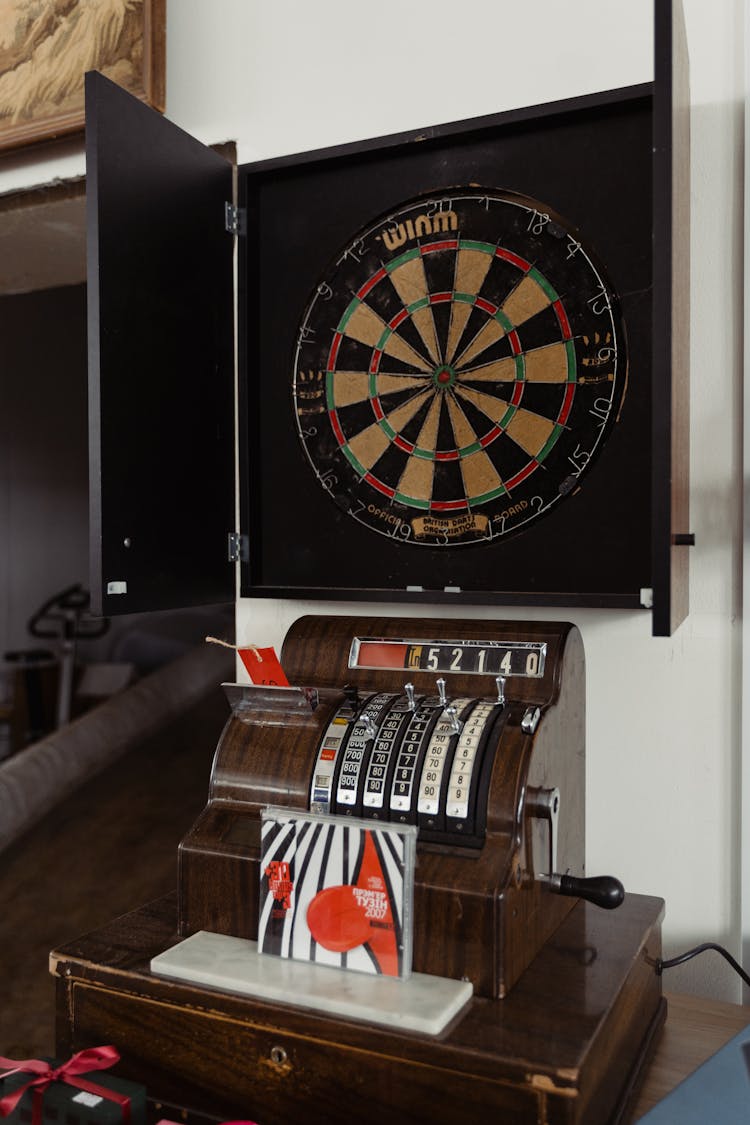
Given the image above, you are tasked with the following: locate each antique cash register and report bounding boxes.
[53,615,666,1125]
[178,614,620,997]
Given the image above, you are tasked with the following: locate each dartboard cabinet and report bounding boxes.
[86,0,689,634]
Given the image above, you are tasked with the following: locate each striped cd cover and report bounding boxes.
[259,807,417,978]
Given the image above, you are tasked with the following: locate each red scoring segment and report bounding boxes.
[495,246,530,272]
[553,298,572,339]
[363,472,396,499]
[421,240,459,255]
[431,498,471,511]
[356,268,387,301]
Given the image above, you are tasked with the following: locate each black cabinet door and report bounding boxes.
[86,71,235,616]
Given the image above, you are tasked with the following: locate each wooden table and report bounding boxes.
[52,893,666,1125]
[50,893,748,1124]
[630,992,750,1120]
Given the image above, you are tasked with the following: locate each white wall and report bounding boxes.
[0,0,743,999]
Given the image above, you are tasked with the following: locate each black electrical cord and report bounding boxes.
[655,943,750,989]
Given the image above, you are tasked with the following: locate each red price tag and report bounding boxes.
[238,645,289,686]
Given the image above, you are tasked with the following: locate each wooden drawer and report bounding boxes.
[64,981,543,1124]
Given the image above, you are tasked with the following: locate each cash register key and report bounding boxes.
[521,705,541,734]
[362,713,378,739]
[443,702,463,736]
[417,699,472,816]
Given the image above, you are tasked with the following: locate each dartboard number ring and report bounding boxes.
[293,189,626,548]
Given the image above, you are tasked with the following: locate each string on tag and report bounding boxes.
[205,636,289,686]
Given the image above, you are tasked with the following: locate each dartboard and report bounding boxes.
[293,189,626,548]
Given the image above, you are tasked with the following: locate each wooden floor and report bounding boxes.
[0,687,229,1058]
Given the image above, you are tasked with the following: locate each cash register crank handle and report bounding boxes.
[527,786,625,911]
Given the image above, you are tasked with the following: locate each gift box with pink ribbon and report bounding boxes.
[0,1047,145,1125]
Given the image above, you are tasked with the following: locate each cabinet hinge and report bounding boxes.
[228,532,249,563]
[225,202,246,236]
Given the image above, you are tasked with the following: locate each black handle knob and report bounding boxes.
[557,874,625,910]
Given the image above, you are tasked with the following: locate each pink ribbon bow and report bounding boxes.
[0,1046,130,1125]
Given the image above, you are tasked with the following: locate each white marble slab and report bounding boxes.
[151,930,472,1036]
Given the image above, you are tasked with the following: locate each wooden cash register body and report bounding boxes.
[179,615,586,998]
[53,616,665,1124]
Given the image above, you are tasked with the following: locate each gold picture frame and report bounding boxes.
[0,0,165,153]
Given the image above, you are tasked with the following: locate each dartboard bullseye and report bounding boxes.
[293,189,627,548]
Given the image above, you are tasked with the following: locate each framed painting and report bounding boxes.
[0,0,165,152]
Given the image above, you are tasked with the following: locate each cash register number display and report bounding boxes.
[53,615,665,1125]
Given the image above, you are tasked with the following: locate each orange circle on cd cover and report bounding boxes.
[306,884,370,952]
